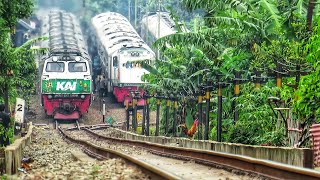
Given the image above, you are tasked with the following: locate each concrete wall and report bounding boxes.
[4,123,33,174]
[111,128,313,168]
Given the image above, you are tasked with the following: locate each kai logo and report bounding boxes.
[56,81,77,91]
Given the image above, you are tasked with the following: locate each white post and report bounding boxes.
[102,99,106,123]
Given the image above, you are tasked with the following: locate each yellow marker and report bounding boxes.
[137,112,141,122]
[276,77,282,88]
[234,84,240,95]
[205,91,210,100]
[166,99,170,106]
[218,88,222,96]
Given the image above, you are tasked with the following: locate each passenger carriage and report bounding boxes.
[91,12,155,107]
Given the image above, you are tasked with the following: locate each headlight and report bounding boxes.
[80,95,86,99]
[75,56,81,61]
[48,95,53,99]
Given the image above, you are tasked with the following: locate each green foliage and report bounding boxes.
[0,117,15,146]
[0,0,34,28]
[0,36,46,107]
[142,46,212,96]
[293,18,320,126]
[90,164,101,178]
[140,0,315,144]
[226,84,287,145]
[0,0,46,146]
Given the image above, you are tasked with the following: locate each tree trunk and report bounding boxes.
[4,83,9,113]
[307,0,315,31]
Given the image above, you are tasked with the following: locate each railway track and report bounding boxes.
[61,126,320,180]
[58,127,182,180]
[52,119,82,130]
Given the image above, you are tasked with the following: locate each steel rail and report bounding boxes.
[84,128,320,180]
[58,127,181,180]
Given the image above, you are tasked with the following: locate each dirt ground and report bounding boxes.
[25,93,155,129]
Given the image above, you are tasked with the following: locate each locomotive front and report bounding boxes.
[41,54,91,119]
[40,10,92,120]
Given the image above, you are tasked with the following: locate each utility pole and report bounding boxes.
[157,0,161,59]
[134,0,137,28]
[146,3,149,43]
[128,0,131,22]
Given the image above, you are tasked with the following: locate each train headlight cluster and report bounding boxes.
[130,52,140,57]
[62,56,71,61]
[80,95,86,99]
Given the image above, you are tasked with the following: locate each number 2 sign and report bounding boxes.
[15,98,25,123]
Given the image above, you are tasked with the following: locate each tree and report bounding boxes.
[0,0,35,112]
[144,0,318,145]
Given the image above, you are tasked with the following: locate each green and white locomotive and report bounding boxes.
[39,10,92,120]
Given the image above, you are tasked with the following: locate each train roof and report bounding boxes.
[141,12,177,39]
[92,12,153,55]
[41,10,90,61]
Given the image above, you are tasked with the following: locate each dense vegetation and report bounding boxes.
[0,0,41,146]
[8,0,320,147]
[148,0,320,147]
[66,0,320,147]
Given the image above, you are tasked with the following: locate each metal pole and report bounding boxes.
[217,83,222,142]
[173,98,177,137]
[165,98,170,136]
[198,94,203,140]
[234,71,240,123]
[205,85,210,140]
[156,98,160,136]
[133,98,137,132]
[146,97,150,136]
[142,95,146,135]
[125,99,130,131]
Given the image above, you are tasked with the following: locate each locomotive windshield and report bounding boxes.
[46,62,64,72]
[68,62,87,72]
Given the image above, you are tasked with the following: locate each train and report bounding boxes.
[91,12,155,107]
[39,10,92,120]
[141,12,181,46]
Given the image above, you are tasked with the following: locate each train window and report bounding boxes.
[68,62,87,72]
[125,62,133,68]
[113,57,118,67]
[46,62,64,72]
